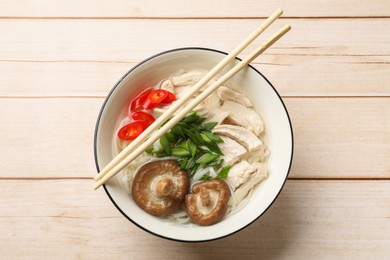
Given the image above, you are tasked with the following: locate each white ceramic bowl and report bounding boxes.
[94,47,293,242]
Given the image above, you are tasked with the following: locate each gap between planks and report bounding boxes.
[0,96,389,99]
[0,177,389,181]
[1,16,390,20]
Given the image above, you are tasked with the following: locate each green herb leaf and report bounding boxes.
[202,121,218,131]
[183,128,203,146]
[208,157,224,167]
[216,166,231,179]
[160,135,171,155]
[154,151,169,157]
[186,157,197,170]
[200,174,212,181]
[182,111,200,124]
[171,147,191,157]
[205,141,223,155]
[200,133,212,143]
[171,125,184,137]
[190,163,205,177]
[202,131,224,143]
[194,115,206,125]
[177,157,188,169]
[194,132,206,145]
[164,132,177,143]
[198,145,211,153]
[145,147,154,154]
[179,139,189,150]
[196,153,219,164]
[188,139,197,157]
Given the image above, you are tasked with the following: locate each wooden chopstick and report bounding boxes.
[94,8,283,182]
[94,24,291,190]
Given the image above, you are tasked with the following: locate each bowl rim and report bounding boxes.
[93,47,294,243]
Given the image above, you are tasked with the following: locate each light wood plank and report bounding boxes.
[1,54,390,96]
[1,19,389,96]
[0,98,101,178]
[286,98,390,179]
[0,0,389,18]
[0,179,389,258]
[0,61,128,97]
[0,98,389,178]
[0,19,389,63]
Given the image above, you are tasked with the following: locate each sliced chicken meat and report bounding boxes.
[205,109,230,125]
[234,162,268,203]
[170,71,217,92]
[220,101,264,136]
[218,136,247,166]
[159,79,175,94]
[172,85,192,100]
[170,71,207,87]
[201,92,220,110]
[225,160,257,190]
[193,103,209,116]
[213,124,262,152]
[217,86,252,107]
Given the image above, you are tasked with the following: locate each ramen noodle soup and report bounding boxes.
[114,71,269,226]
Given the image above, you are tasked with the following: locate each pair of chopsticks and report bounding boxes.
[94,9,290,190]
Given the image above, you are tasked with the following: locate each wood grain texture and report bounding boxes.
[0,179,389,258]
[1,19,390,62]
[0,0,389,18]
[1,1,389,258]
[1,19,389,96]
[0,98,101,178]
[286,98,390,179]
[1,56,390,97]
[1,98,388,179]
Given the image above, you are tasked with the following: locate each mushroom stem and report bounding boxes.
[200,187,211,207]
[156,178,173,197]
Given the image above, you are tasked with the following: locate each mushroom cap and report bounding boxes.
[132,160,190,216]
[185,179,231,226]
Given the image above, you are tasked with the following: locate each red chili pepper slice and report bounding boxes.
[117,121,149,140]
[131,111,155,126]
[130,88,152,112]
[161,91,177,104]
[143,89,169,109]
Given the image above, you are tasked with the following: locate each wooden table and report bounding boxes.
[1,1,389,259]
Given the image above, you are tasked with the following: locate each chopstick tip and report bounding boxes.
[93,182,101,190]
[275,8,283,16]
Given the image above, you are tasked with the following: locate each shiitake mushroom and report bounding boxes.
[132,160,231,226]
[131,160,189,216]
[185,179,231,226]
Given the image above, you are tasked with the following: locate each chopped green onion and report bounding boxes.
[145,147,154,154]
[171,125,184,137]
[196,153,219,164]
[216,166,231,179]
[202,131,223,143]
[171,147,191,157]
[164,132,177,143]
[200,174,212,181]
[204,141,223,155]
[202,121,218,131]
[188,139,197,157]
[146,111,225,179]
[160,135,171,155]
[200,133,212,143]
